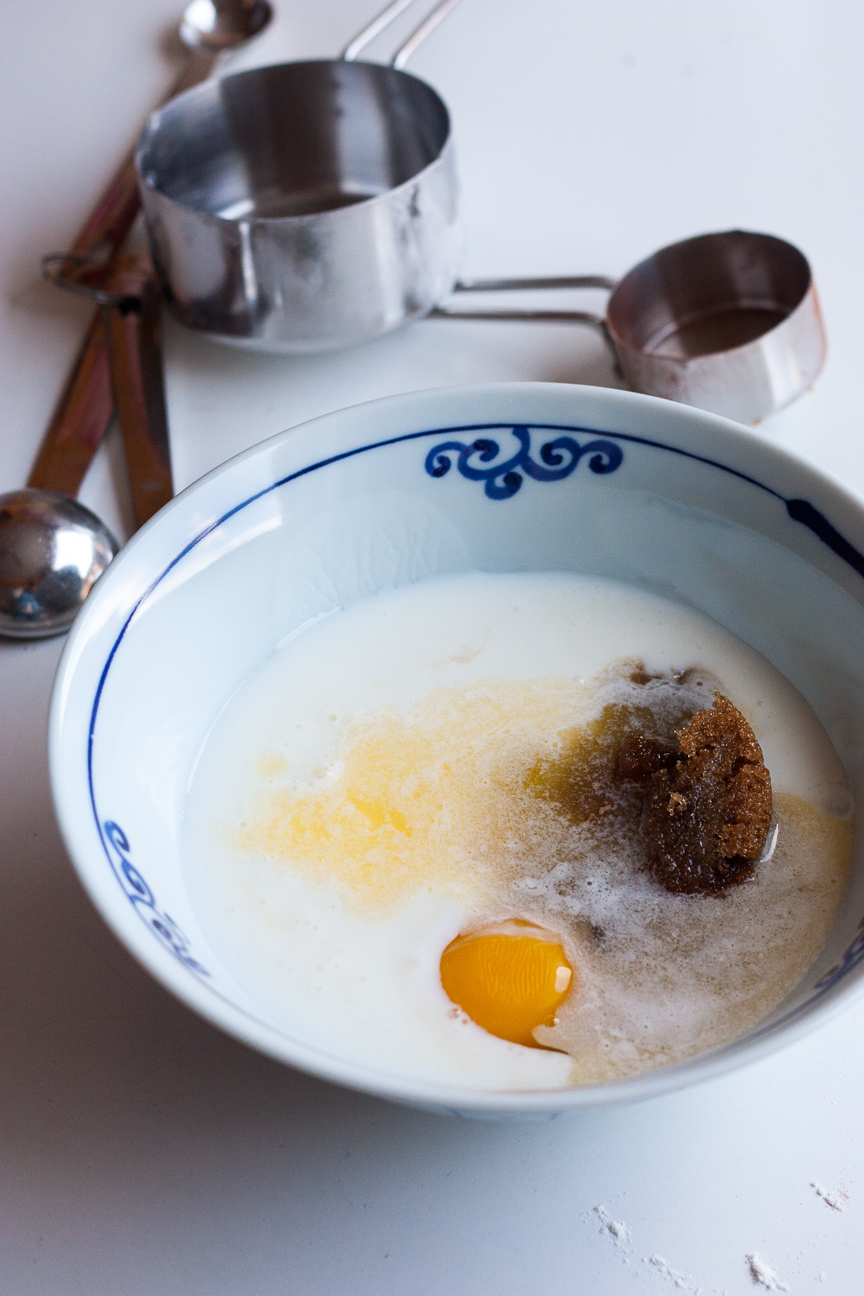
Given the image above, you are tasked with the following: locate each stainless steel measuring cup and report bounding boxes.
[437,230,826,425]
[136,0,461,352]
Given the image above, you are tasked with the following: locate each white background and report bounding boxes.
[1,1,863,1291]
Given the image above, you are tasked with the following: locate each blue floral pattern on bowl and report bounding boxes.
[424,425,623,498]
[104,820,209,975]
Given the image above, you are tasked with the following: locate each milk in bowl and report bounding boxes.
[183,570,852,1089]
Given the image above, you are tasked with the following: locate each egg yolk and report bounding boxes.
[440,921,574,1048]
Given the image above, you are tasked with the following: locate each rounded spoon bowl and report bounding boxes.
[179,0,273,54]
[0,489,118,640]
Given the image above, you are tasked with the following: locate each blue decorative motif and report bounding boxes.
[813,914,864,993]
[103,820,210,976]
[424,425,624,499]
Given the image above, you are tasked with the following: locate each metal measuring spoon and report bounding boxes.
[0,268,118,640]
[0,1,273,641]
[45,0,275,294]
[0,490,117,640]
[180,0,273,58]
[0,254,171,641]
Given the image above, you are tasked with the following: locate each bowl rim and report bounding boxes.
[49,380,864,1114]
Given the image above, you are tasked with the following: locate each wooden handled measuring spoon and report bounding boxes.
[0,254,171,639]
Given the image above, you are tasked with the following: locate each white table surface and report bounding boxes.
[2,2,863,1291]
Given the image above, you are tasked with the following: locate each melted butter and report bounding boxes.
[236,678,587,914]
[238,663,721,914]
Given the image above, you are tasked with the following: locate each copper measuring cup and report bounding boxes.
[437,230,826,425]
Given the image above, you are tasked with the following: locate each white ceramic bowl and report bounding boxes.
[50,383,864,1117]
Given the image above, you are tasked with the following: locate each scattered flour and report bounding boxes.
[746,1254,789,1290]
[810,1181,849,1211]
[648,1254,693,1290]
[592,1206,718,1294]
[594,1204,631,1247]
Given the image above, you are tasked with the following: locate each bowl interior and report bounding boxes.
[51,384,864,1114]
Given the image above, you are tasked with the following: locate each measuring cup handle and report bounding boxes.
[431,305,610,332]
[341,0,461,66]
[454,276,617,293]
[433,276,619,363]
[342,0,418,60]
[391,0,462,68]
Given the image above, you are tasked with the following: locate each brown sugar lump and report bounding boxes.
[619,693,773,894]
